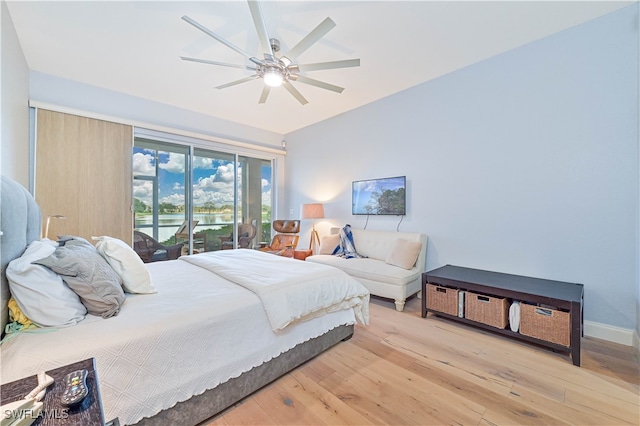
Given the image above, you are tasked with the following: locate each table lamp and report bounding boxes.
[45,215,66,239]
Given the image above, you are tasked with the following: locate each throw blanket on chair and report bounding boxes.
[333,224,367,259]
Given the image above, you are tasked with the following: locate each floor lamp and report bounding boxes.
[302,203,324,254]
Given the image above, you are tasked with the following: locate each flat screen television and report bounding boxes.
[352,176,406,215]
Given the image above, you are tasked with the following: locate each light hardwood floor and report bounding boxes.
[204,296,639,425]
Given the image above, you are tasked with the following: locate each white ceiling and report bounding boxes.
[7,1,633,135]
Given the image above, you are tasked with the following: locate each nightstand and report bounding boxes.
[1,358,112,425]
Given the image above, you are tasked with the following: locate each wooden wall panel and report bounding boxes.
[35,109,133,245]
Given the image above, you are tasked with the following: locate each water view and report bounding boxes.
[135,213,271,244]
[135,213,233,242]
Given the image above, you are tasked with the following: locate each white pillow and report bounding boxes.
[318,234,341,255]
[385,239,422,270]
[92,236,156,294]
[7,239,87,327]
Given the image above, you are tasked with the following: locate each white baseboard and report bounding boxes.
[584,320,637,346]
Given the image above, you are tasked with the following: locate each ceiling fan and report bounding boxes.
[180,0,360,105]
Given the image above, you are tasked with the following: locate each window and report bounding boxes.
[133,136,273,254]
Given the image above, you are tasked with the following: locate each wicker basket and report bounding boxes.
[520,304,570,346]
[464,292,509,329]
[426,284,459,316]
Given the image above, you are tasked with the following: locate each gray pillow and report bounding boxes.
[34,239,126,318]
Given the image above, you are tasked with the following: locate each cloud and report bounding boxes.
[133,152,155,176]
[189,163,237,205]
[159,153,185,174]
[193,156,214,169]
[261,179,271,206]
[192,188,234,206]
[192,170,235,206]
[133,161,271,209]
[215,163,236,183]
[195,175,229,190]
[160,192,185,205]
[133,180,153,204]
[262,188,271,206]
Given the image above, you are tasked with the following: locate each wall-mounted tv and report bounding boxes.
[352,176,406,215]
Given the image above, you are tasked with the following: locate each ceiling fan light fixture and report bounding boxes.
[181,3,360,105]
[280,56,292,67]
[263,68,283,87]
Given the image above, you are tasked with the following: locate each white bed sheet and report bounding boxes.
[182,249,369,330]
[0,259,357,425]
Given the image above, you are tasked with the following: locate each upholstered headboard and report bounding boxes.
[0,176,42,333]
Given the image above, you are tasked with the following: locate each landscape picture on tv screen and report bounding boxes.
[352,176,406,215]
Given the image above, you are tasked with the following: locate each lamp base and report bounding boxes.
[309,229,320,254]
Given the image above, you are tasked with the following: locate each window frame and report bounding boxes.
[133,128,280,253]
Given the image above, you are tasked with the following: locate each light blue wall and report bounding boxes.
[285,5,639,330]
[1,1,30,187]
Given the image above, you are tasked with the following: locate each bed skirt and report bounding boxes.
[133,324,354,426]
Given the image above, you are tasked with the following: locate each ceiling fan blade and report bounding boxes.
[283,81,308,105]
[247,0,273,57]
[250,57,265,66]
[286,17,336,59]
[180,56,257,71]
[216,76,257,90]
[295,76,344,93]
[182,15,252,59]
[258,86,270,104]
[298,59,360,72]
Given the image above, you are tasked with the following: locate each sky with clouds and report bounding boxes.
[132,148,271,209]
[352,176,405,215]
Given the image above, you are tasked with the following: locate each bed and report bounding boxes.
[0,176,370,425]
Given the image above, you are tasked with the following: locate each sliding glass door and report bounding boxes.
[238,154,273,247]
[191,148,237,252]
[133,139,188,247]
[133,138,272,254]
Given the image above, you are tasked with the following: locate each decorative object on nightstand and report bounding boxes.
[0,371,54,425]
[301,203,324,254]
[1,358,110,425]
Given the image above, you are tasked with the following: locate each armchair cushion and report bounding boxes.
[259,220,301,255]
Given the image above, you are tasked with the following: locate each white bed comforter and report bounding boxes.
[1,254,367,425]
[181,250,370,330]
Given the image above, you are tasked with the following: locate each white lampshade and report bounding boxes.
[301,203,324,219]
